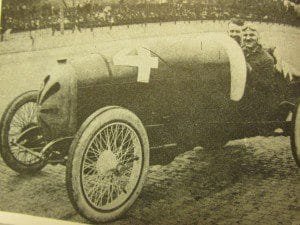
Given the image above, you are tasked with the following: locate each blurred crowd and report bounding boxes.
[1,0,299,33]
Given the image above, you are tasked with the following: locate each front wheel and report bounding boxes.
[0,90,47,174]
[291,99,300,167]
[66,106,149,222]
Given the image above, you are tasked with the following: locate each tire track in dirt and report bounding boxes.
[0,136,298,224]
[123,137,299,225]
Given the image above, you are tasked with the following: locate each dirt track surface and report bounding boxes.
[0,136,299,225]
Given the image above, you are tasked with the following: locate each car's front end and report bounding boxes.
[36,54,111,143]
[37,59,77,142]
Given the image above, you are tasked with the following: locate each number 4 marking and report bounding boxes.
[113,47,159,83]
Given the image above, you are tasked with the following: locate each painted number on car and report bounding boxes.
[113,47,159,83]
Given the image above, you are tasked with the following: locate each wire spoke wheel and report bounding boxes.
[0,91,47,174]
[82,122,142,210]
[66,106,149,222]
[9,101,42,165]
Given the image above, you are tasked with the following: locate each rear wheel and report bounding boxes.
[291,99,300,167]
[66,106,149,222]
[0,90,47,174]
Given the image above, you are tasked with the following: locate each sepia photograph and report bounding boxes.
[0,0,299,224]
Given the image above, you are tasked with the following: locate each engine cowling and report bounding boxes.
[37,33,247,141]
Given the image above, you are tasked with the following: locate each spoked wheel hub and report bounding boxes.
[96,150,118,175]
[10,125,45,160]
[81,122,143,211]
[7,99,45,165]
[15,125,43,146]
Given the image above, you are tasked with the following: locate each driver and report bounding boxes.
[241,24,295,134]
[240,24,281,123]
[242,25,275,88]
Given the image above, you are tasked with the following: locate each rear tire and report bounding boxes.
[291,98,300,167]
[66,106,149,222]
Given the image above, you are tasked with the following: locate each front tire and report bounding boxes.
[66,106,149,222]
[0,90,47,174]
[291,98,300,167]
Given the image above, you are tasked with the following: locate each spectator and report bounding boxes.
[1,0,299,34]
[70,8,81,33]
[51,14,58,36]
[86,13,95,32]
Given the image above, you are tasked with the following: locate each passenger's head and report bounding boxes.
[227,18,244,45]
[242,25,259,49]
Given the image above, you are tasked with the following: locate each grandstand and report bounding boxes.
[0,0,299,36]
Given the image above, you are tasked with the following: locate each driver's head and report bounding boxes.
[227,18,244,45]
[242,25,259,50]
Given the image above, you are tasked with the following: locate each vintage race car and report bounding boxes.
[0,33,299,223]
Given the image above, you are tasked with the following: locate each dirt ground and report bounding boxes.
[0,136,299,225]
[0,21,299,224]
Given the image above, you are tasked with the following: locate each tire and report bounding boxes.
[0,90,47,174]
[66,106,149,222]
[291,98,300,167]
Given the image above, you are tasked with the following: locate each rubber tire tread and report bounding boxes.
[66,106,149,223]
[0,90,47,174]
[291,98,300,167]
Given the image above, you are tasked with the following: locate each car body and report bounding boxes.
[37,33,297,148]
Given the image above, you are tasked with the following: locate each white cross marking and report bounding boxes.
[113,47,159,83]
